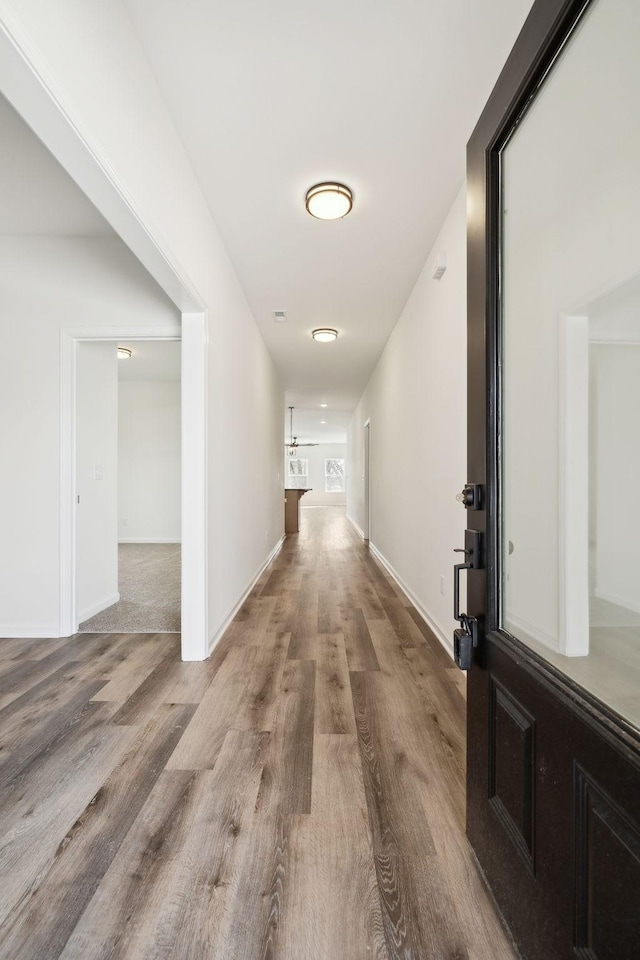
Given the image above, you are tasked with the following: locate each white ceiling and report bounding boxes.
[118,340,181,381]
[1,5,535,440]
[285,403,351,447]
[0,93,112,237]
[123,0,533,439]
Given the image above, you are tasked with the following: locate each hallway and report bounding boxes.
[0,507,516,959]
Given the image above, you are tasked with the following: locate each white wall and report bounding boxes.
[119,380,181,542]
[76,341,119,621]
[592,345,640,614]
[0,5,285,649]
[347,185,467,655]
[286,443,347,507]
[0,237,180,637]
[501,0,640,651]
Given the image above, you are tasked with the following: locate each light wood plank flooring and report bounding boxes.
[0,507,517,959]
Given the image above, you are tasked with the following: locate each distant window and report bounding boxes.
[325,458,345,493]
[288,458,308,489]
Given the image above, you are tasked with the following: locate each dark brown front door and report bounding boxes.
[463,1,640,957]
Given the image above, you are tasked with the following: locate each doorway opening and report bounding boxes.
[76,338,182,634]
[60,318,208,661]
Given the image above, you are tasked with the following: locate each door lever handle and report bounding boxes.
[453,560,470,622]
[455,530,481,570]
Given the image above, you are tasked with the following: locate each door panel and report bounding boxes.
[488,677,536,866]
[465,0,640,957]
[469,638,640,959]
[574,765,640,957]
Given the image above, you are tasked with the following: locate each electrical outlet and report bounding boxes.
[439,574,445,596]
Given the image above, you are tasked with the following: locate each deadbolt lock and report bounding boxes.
[456,483,482,510]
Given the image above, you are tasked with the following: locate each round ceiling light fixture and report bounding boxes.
[305,182,353,220]
[117,346,132,359]
[312,328,338,343]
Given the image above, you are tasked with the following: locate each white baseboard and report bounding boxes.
[301,501,348,508]
[77,592,120,626]
[594,587,640,615]
[118,538,182,544]
[208,535,286,655]
[0,625,67,639]
[346,513,366,540]
[368,542,454,663]
[504,611,558,652]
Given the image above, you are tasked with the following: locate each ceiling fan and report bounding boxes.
[285,406,319,455]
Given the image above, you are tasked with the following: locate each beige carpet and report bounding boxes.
[79,543,181,633]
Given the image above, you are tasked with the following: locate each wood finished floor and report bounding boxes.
[0,507,517,960]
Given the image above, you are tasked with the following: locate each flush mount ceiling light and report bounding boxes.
[117,346,132,359]
[305,182,353,220]
[312,328,338,343]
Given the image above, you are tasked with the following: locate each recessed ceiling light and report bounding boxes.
[118,346,132,359]
[312,328,338,343]
[320,403,328,408]
[305,182,353,220]
[320,420,327,424]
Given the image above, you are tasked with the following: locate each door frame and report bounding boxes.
[363,418,371,542]
[60,316,208,660]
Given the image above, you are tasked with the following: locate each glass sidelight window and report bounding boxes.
[500,0,640,731]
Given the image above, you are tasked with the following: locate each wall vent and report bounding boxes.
[273,310,287,322]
